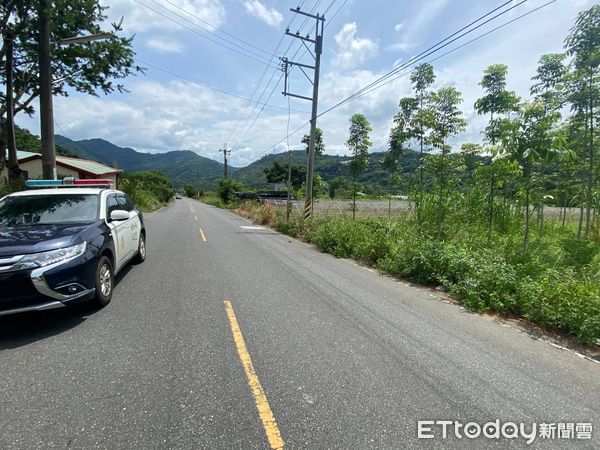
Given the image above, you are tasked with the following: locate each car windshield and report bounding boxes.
[0,194,99,226]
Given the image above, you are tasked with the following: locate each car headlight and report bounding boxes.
[14,242,87,270]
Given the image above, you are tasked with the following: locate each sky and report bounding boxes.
[16,0,597,167]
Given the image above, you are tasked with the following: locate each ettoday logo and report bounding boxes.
[417,420,593,444]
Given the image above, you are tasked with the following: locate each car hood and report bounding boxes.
[0,222,95,257]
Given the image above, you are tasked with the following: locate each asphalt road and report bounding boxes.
[1,198,599,449]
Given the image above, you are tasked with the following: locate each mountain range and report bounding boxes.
[13,127,422,192]
[53,135,421,192]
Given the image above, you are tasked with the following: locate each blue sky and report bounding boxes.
[17,0,597,166]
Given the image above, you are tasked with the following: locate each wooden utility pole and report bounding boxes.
[219,143,231,178]
[38,0,56,179]
[4,31,19,180]
[282,7,325,220]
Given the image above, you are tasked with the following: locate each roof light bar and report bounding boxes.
[25,178,113,188]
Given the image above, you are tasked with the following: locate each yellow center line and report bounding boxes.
[223,301,285,450]
[198,228,207,242]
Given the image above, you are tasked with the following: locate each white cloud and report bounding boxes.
[386,0,450,53]
[333,23,378,70]
[105,0,227,34]
[243,0,283,28]
[146,37,185,54]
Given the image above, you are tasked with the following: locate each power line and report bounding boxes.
[355,0,559,101]
[136,58,308,112]
[229,1,322,150]
[226,0,311,150]
[132,0,278,68]
[231,1,331,150]
[266,0,557,151]
[319,0,530,117]
[158,0,274,57]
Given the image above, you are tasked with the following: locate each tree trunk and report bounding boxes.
[585,73,594,239]
[524,163,531,249]
[487,167,495,240]
[352,171,357,221]
[538,161,545,236]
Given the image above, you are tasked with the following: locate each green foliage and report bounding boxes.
[183,183,198,198]
[263,161,306,191]
[280,215,600,344]
[217,178,242,204]
[120,171,175,211]
[301,128,325,156]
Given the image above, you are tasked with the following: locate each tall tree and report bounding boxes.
[409,63,436,204]
[264,161,306,191]
[474,64,520,238]
[564,4,600,238]
[0,0,141,174]
[428,87,467,233]
[346,114,372,220]
[531,53,567,234]
[301,128,325,156]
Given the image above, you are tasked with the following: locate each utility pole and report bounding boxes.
[219,143,231,178]
[4,31,20,181]
[282,7,325,220]
[38,0,56,180]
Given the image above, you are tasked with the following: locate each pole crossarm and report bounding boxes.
[284,31,315,44]
[53,33,115,46]
[282,92,313,102]
[288,7,325,21]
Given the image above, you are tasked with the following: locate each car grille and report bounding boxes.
[0,270,44,310]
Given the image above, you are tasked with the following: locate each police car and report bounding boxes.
[0,178,146,316]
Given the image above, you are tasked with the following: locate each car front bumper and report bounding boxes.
[0,251,97,316]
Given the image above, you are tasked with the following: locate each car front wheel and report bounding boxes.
[93,256,114,307]
[134,232,146,264]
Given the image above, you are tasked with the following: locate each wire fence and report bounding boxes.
[260,198,586,222]
[260,198,412,217]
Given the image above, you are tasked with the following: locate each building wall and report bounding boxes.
[1,159,119,188]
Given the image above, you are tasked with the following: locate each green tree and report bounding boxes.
[474,64,520,238]
[564,4,600,238]
[346,114,372,219]
[0,0,141,174]
[428,87,467,233]
[301,128,325,156]
[183,183,198,198]
[329,176,350,199]
[264,161,306,192]
[531,53,567,234]
[410,63,436,201]
[217,178,242,204]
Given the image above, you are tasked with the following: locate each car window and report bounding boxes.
[106,195,120,217]
[117,194,134,212]
[0,194,99,225]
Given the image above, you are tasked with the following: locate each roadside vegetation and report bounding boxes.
[230,6,600,346]
[120,171,175,211]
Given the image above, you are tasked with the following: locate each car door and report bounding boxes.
[116,194,140,259]
[106,194,129,270]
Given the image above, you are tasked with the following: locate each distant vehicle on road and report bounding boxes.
[0,178,146,316]
[176,193,182,199]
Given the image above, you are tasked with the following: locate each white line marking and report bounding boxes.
[240,226,265,230]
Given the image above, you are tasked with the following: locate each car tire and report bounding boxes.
[133,232,146,264]
[93,256,114,307]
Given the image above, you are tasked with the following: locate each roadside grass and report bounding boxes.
[235,202,600,346]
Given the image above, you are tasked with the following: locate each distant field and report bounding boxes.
[262,198,584,220]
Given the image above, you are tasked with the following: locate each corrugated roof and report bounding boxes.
[17,150,38,159]
[14,150,120,175]
[56,155,121,175]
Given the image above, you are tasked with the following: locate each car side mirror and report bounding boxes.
[110,210,130,222]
